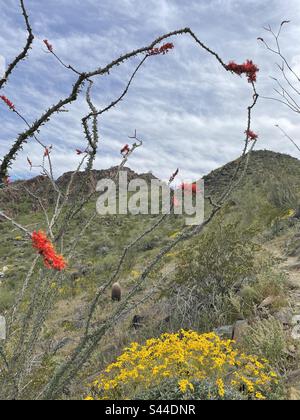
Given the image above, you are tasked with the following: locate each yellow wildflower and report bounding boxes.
[178,379,194,393]
[216,378,225,398]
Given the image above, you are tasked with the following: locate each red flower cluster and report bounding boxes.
[44,146,51,157]
[32,230,67,271]
[121,144,130,157]
[0,95,15,110]
[148,43,174,56]
[226,60,259,83]
[245,129,258,140]
[43,39,53,52]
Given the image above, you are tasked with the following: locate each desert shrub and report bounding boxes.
[234,269,287,318]
[0,288,14,312]
[85,330,278,401]
[241,317,295,374]
[170,223,259,330]
[268,180,299,211]
[177,223,259,287]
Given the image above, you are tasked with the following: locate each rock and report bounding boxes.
[131,315,145,330]
[232,320,249,342]
[292,315,300,326]
[214,325,234,339]
[286,277,300,289]
[288,344,297,354]
[70,270,81,281]
[289,387,300,400]
[52,338,73,354]
[161,315,171,325]
[258,296,277,309]
[0,315,6,340]
[291,324,300,340]
[0,273,4,279]
[288,263,300,271]
[73,311,86,330]
[98,246,110,256]
[69,265,89,281]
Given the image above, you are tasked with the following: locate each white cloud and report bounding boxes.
[1,0,300,183]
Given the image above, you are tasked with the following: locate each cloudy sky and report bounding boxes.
[1,0,300,182]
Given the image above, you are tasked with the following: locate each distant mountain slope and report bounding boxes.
[204,150,300,198]
[1,150,300,215]
[0,166,157,215]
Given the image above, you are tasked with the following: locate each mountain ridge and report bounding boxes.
[1,149,300,215]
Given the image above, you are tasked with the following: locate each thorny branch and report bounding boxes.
[0,0,34,90]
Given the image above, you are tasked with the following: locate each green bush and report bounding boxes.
[0,288,14,312]
[241,317,296,375]
[171,222,259,331]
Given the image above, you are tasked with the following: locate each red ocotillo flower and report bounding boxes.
[226,60,259,83]
[121,144,130,157]
[43,39,53,52]
[32,230,67,271]
[245,129,258,140]
[0,95,15,110]
[148,42,174,56]
[44,145,52,157]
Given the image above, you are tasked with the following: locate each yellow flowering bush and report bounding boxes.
[85,331,278,400]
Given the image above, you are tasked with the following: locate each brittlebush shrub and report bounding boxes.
[85,331,278,400]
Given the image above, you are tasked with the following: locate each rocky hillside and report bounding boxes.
[0,166,157,215]
[1,149,300,399]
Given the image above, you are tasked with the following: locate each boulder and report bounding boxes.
[214,325,234,339]
[232,320,249,342]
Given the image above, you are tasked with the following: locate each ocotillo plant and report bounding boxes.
[0,0,259,400]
